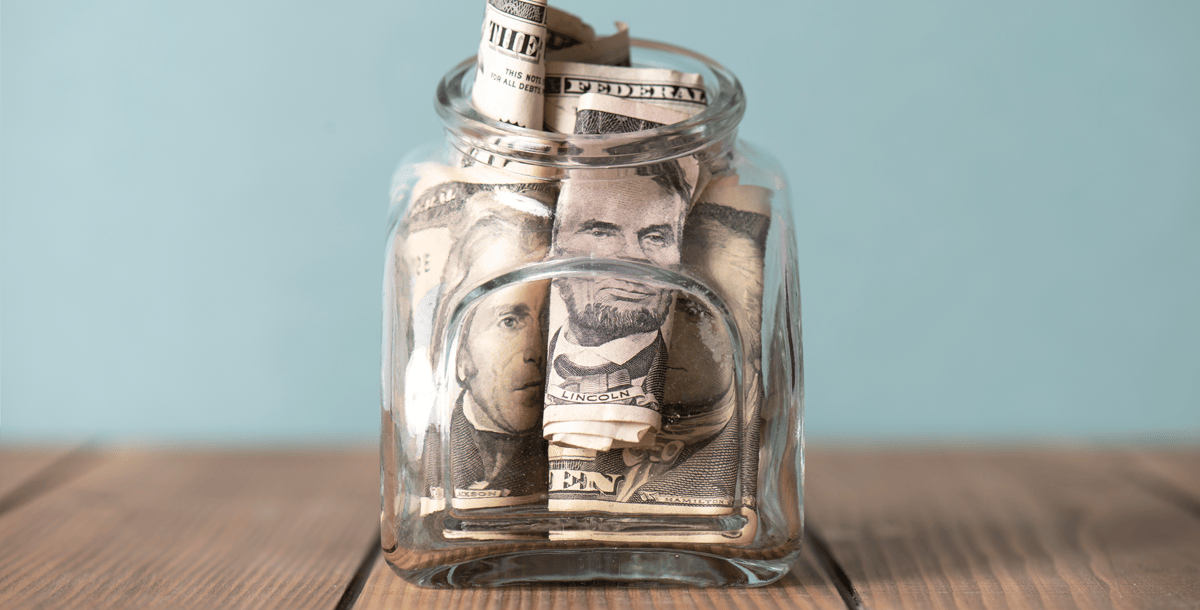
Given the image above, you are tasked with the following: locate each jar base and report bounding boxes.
[386,548,796,588]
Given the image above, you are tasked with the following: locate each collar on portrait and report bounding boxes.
[462,390,508,435]
[559,328,660,366]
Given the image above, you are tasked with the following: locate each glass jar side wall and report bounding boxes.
[380,146,804,585]
[382,39,803,587]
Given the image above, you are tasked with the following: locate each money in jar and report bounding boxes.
[381,5,803,587]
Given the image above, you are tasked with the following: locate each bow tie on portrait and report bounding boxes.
[552,336,660,387]
[553,356,634,394]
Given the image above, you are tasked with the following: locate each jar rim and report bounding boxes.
[434,38,746,169]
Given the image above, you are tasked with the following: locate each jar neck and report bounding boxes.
[434,39,746,171]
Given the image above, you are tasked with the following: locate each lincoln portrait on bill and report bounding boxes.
[542,162,692,451]
[551,166,688,348]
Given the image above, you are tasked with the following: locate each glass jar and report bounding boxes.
[381,39,804,587]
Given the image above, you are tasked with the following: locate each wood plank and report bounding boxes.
[352,538,847,610]
[0,448,379,610]
[806,447,1200,610]
[0,446,74,503]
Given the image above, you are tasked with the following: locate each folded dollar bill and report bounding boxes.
[545,6,594,51]
[543,62,706,133]
[548,22,630,67]
[542,93,707,453]
[546,174,771,545]
[545,6,631,66]
[404,162,556,519]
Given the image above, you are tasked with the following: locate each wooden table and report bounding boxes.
[1,443,1196,609]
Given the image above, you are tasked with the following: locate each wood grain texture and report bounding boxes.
[0,446,72,501]
[5,446,1199,610]
[806,447,1200,610]
[353,542,847,610]
[0,448,378,610]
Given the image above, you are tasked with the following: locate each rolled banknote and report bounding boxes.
[547,174,771,545]
[545,7,630,66]
[548,22,630,67]
[545,6,595,51]
[472,0,549,128]
[542,94,706,453]
[543,62,706,133]
[404,162,556,518]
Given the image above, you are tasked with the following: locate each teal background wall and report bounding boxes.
[2,0,1197,441]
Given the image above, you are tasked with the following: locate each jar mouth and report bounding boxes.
[435,39,746,169]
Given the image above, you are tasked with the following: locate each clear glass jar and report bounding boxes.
[381,39,804,587]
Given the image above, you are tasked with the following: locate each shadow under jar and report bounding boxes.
[381,39,804,587]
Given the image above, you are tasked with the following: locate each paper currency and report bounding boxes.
[472,0,549,128]
[677,175,772,524]
[544,295,739,520]
[542,94,706,453]
[543,62,707,133]
[545,175,770,543]
[405,163,556,515]
[571,92,693,134]
[545,7,594,51]
[545,7,629,66]
[548,22,631,67]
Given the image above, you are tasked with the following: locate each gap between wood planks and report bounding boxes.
[0,439,105,518]
[0,443,380,609]
[1116,451,1200,524]
[334,528,383,610]
[807,524,867,610]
